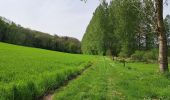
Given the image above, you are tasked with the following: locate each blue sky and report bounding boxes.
[0,0,169,40]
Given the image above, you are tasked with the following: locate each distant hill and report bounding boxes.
[0,16,81,54]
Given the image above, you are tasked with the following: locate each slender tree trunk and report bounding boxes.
[156,0,169,72]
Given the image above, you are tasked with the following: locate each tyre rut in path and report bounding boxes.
[39,63,93,100]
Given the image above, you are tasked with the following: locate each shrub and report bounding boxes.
[131,51,145,62]
[168,48,170,57]
[118,52,128,58]
[131,49,158,63]
[143,49,158,63]
[106,49,112,56]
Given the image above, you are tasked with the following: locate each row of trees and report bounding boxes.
[81,0,170,72]
[0,16,81,53]
[82,0,170,56]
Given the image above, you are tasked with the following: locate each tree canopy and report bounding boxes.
[81,0,162,57]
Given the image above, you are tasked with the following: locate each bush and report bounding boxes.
[143,49,158,63]
[168,48,170,57]
[131,51,145,61]
[131,49,158,63]
[106,49,112,56]
[118,52,128,58]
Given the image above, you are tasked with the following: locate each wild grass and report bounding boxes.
[0,42,94,100]
[1,42,170,100]
[54,57,170,100]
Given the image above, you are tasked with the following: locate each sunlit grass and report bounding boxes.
[54,58,170,100]
[0,42,94,100]
[1,42,170,100]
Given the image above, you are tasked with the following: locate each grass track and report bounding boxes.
[0,42,94,100]
[54,57,170,100]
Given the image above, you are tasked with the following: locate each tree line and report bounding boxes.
[82,0,170,57]
[0,16,81,53]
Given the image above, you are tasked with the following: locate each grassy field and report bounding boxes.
[0,42,94,100]
[1,42,170,100]
[54,58,170,100]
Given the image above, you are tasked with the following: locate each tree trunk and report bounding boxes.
[156,0,169,72]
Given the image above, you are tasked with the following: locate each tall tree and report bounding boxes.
[139,0,156,50]
[0,17,8,41]
[82,0,169,72]
[155,0,169,72]
[108,0,142,57]
[82,1,108,55]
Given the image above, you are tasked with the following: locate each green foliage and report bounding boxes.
[131,49,158,63]
[82,0,157,57]
[105,49,112,56]
[112,0,141,56]
[0,17,8,41]
[118,51,128,58]
[164,15,170,46]
[131,51,145,61]
[82,2,109,55]
[168,48,170,57]
[143,49,158,63]
[54,57,170,100]
[0,17,81,54]
[0,42,94,100]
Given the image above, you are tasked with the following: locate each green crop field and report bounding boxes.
[54,58,170,100]
[0,42,94,100]
[1,42,170,100]
[0,0,169,99]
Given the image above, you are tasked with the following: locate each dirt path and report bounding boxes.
[39,63,92,100]
[41,93,53,100]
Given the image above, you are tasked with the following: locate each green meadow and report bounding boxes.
[0,0,170,99]
[54,58,170,100]
[0,42,94,100]
[1,42,170,100]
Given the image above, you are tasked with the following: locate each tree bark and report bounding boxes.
[156,0,169,72]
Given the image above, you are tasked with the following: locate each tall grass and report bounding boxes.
[0,42,94,100]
